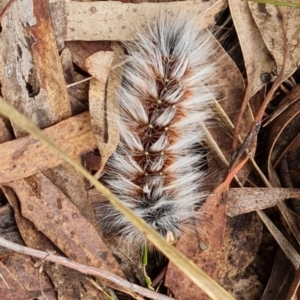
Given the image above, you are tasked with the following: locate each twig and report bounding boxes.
[231,35,287,169]
[0,236,174,300]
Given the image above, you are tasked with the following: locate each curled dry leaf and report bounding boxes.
[63,0,227,41]
[229,0,276,96]
[85,51,115,83]
[0,112,96,184]
[88,45,123,174]
[265,85,300,247]
[265,85,300,126]
[267,86,300,170]
[249,2,300,79]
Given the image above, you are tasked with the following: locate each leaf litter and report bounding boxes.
[1,0,300,299]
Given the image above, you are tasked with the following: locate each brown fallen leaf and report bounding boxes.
[0,0,72,137]
[226,188,300,217]
[229,0,276,97]
[0,253,55,294]
[5,172,125,278]
[2,185,106,300]
[249,2,300,79]
[62,0,227,41]
[89,45,123,175]
[0,112,96,184]
[0,251,56,299]
[28,0,72,123]
[165,212,262,300]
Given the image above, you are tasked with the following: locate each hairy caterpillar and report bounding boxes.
[100,12,219,246]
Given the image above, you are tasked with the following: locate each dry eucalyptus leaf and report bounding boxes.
[0,0,71,137]
[229,0,276,96]
[218,214,263,299]
[6,173,125,279]
[0,264,54,300]
[195,35,247,249]
[1,185,97,300]
[63,0,227,41]
[42,164,97,225]
[226,188,300,217]
[29,0,72,121]
[0,253,55,298]
[166,213,262,300]
[0,112,96,184]
[89,46,123,174]
[49,0,67,52]
[231,276,263,300]
[249,2,300,79]
[85,51,115,83]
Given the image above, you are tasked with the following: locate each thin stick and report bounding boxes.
[0,236,173,300]
[66,58,130,88]
[231,41,287,169]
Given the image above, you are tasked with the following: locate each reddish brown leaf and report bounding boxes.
[6,173,125,278]
[0,112,96,184]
